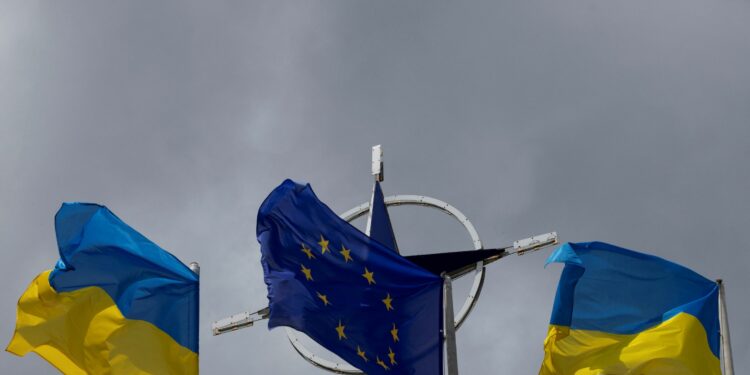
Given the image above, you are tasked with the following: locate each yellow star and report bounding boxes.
[317,291,331,306]
[356,346,368,362]
[339,245,353,263]
[376,356,390,370]
[362,267,376,285]
[382,293,394,311]
[300,264,313,281]
[301,244,316,260]
[390,323,399,343]
[388,347,397,366]
[318,235,330,254]
[335,320,347,340]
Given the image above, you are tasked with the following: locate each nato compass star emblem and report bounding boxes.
[212,145,558,374]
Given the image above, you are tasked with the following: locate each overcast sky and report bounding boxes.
[1,0,749,373]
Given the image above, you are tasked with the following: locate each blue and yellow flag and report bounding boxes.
[540,242,720,375]
[258,180,443,374]
[7,203,199,374]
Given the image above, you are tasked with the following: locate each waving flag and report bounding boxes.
[540,242,720,375]
[7,203,199,374]
[257,180,443,374]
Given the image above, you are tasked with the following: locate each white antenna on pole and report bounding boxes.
[371,144,384,182]
[365,145,383,237]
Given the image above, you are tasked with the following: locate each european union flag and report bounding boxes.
[258,180,443,374]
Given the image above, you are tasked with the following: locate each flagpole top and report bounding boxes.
[189,262,200,275]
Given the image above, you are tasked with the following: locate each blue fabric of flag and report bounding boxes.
[50,203,199,353]
[257,180,443,374]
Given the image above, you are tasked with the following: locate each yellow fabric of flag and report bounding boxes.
[540,312,720,374]
[7,271,198,374]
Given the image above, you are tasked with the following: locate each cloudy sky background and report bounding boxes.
[1,0,749,373]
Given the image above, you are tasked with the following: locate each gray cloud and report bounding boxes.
[1,0,748,373]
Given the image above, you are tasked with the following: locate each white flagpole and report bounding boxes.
[717,279,734,375]
[443,273,459,375]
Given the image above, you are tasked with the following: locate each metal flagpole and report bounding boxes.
[443,273,459,375]
[717,279,734,375]
[190,262,200,374]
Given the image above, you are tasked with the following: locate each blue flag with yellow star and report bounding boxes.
[258,180,443,374]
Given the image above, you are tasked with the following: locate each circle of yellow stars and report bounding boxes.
[296,235,402,371]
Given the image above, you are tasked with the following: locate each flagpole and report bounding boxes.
[190,262,200,374]
[443,273,459,375]
[717,279,734,375]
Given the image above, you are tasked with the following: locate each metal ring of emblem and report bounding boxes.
[285,195,484,374]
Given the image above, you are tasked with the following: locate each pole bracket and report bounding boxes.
[212,307,270,336]
[510,232,558,256]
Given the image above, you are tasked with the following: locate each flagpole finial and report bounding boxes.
[372,145,384,182]
[189,262,200,275]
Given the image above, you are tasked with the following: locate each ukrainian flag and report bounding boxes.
[540,242,720,375]
[7,203,199,374]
